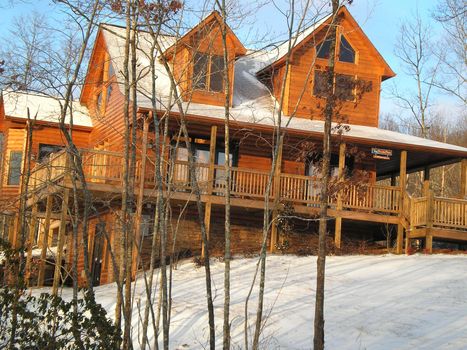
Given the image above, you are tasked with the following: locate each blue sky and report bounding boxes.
[0,0,453,117]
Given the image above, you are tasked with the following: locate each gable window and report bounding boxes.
[108,62,115,78]
[106,84,113,104]
[38,144,64,162]
[316,35,356,64]
[193,52,225,93]
[96,91,103,111]
[339,36,355,63]
[316,39,331,59]
[7,151,22,185]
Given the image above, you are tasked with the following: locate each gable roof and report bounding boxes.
[258,6,395,80]
[1,89,92,128]
[162,11,247,59]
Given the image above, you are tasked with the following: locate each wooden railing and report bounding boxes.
[29,150,68,191]
[411,197,428,227]
[28,149,467,233]
[433,197,467,229]
[342,185,401,214]
[280,173,321,204]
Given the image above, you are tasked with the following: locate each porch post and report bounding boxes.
[425,190,434,254]
[334,142,346,249]
[461,159,467,198]
[132,114,149,280]
[396,150,407,254]
[270,136,283,253]
[38,195,53,287]
[52,188,70,296]
[423,166,430,196]
[202,125,217,257]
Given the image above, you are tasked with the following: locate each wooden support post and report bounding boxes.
[52,189,70,296]
[37,195,52,287]
[461,159,467,198]
[202,125,217,257]
[425,189,434,254]
[423,167,430,196]
[132,115,149,280]
[396,150,407,254]
[405,197,414,254]
[334,143,346,249]
[269,136,283,253]
[25,202,38,286]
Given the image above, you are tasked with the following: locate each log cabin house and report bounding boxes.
[0,6,466,287]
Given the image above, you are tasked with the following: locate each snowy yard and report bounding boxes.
[44,255,467,349]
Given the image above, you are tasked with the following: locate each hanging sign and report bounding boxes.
[371,148,392,160]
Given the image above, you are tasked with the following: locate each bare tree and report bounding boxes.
[391,10,440,138]
[432,0,466,104]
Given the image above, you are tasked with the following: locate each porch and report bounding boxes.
[26,145,467,252]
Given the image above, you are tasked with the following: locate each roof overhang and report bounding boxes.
[137,106,467,177]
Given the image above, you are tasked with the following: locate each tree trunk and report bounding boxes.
[313,2,339,349]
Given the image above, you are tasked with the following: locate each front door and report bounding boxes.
[91,223,105,286]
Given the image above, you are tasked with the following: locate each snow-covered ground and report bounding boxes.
[42,255,467,349]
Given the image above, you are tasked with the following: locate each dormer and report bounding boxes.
[257,6,395,127]
[162,11,247,107]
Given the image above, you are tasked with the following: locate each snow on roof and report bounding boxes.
[2,89,92,127]
[100,24,467,157]
[259,12,332,68]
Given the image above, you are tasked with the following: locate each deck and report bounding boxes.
[28,149,467,249]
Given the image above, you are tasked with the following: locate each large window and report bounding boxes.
[315,35,356,63]
[38,144,64,162]
[7,151,22,185]
[193,53,225,93]
[313,71,355,101]
[335,74,356,101]
[313,70,328,98]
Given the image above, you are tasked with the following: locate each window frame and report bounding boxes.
[7,151,23,186]
[192,52,225,93]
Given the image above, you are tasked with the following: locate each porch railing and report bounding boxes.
[27,148,467,232]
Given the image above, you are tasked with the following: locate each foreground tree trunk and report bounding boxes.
[313,1,339,349]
